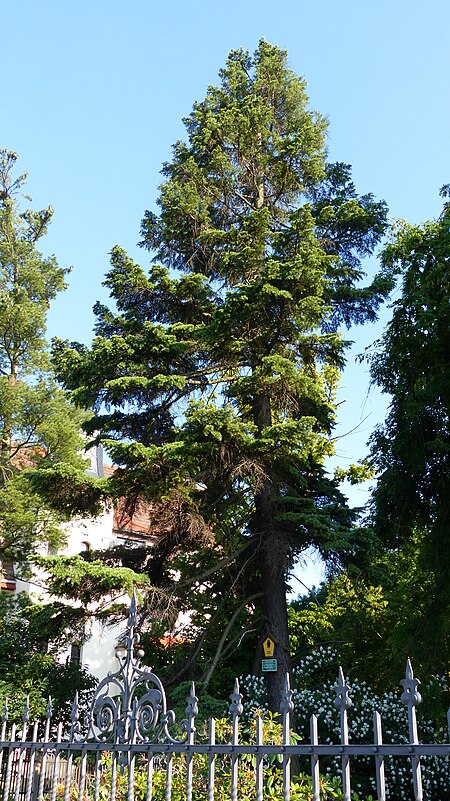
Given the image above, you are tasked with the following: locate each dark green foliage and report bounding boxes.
[368,194,450,665]
[287,190,450,721]
[53,43,391,709]
[288,557,450,730]
[0,592,95,723]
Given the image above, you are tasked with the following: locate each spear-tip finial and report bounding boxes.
[185,682,198,718]
[46,697,53,720]
[401,657,421,707]
[334,666,352,711]
[280,672,294,715]
[229,678,243,717]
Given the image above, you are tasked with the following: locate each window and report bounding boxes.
[69,643,81,665]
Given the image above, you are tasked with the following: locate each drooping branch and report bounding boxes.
[202,592,262,687]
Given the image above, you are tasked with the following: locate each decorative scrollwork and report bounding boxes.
[76,592,192,746]
[93,692,120,741]
[135,689,162,739]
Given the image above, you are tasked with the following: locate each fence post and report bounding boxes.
[400,658,423,801]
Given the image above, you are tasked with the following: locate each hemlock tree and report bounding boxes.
[54,42,392,710]
[0,149,89,570]
[368,190,450,664]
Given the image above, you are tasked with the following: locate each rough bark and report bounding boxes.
[253,391,292,712]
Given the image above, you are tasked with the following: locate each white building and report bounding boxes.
[1,445,157,680]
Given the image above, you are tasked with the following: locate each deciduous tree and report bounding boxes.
[0,149,90,568]
[368,191,450,662]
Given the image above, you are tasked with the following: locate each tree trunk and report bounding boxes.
[253,392,292,713]
[259,521,292,712]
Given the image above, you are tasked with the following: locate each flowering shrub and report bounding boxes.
[240,646,450,800]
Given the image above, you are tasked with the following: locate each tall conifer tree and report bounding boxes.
[54,42,392,709]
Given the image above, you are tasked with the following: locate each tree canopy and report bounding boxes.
[367,191,450,664]
[53,42,393,710]
[0,150,109,716]
[0,150,92,570]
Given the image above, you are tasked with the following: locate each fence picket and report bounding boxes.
[229,678,243,801]
[145,753,153,801]
[373,711,386,801]
[335,667,352,801]
[0,700,8,785]
[184,682,197,801]
[64,688,79,801]
[93,750,101,801]
[35,699,52,801]
[49,722,63,801]
[255,716,263,801]
[109,750,118,801]
[127,702,137,801]
[281,674,293,801]
[165,753,172,801]
[23,721,38,801]
[401,658,423,801]
[12,698,30,801]
[2,721,17,801]
[76,748,87,801]
[310,714,320,801]
[207,718,215,801]
[62,749,73,801]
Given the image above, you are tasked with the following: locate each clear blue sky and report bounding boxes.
[3,0,449,533]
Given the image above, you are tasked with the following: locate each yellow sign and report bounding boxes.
[262,636,275,658]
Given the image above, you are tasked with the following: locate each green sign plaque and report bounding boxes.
[261,658,278,672]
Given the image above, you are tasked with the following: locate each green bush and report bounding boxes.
[63,718,374,801]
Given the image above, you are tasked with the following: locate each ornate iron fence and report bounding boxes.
[0,595,449,801]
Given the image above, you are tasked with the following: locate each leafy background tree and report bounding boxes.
[53,42,392,710]
[0,150,93,571]
[0,592,95,724]
[366,190,450,674]
[0,150,101,714]
[287,190,450,723]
